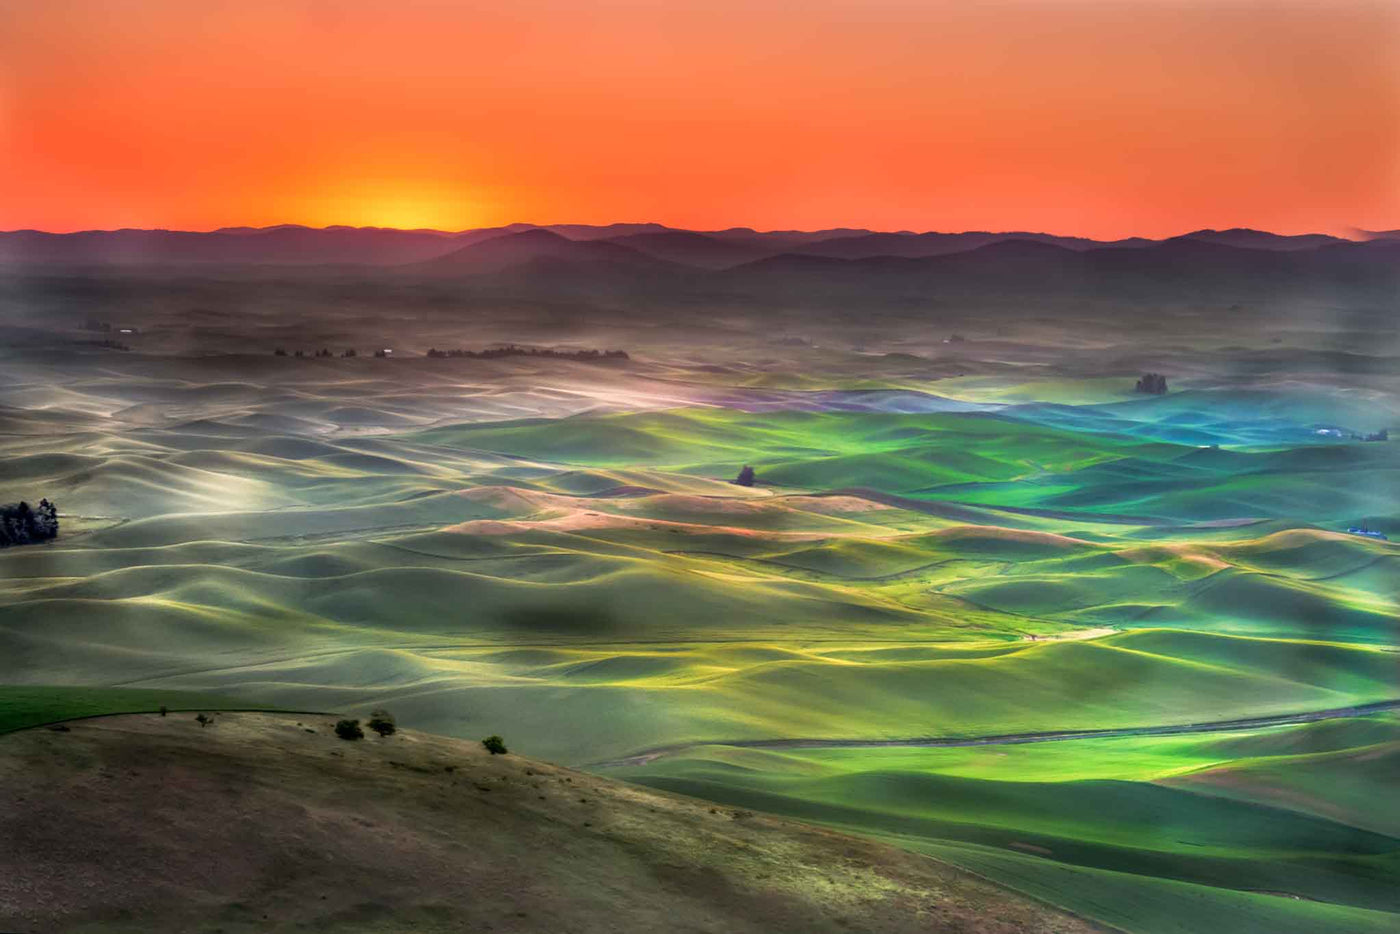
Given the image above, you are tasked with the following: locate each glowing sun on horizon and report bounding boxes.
[298,184,486,232]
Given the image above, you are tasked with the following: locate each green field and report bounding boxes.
[603,715,1400,933]
[0,336,1397,932]
[0,685,290,734]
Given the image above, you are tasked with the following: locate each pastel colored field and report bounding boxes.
[1,286,1396,932]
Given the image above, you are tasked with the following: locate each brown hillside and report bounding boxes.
[0,713,1106,934]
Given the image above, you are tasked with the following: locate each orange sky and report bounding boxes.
[1,0,1397,237]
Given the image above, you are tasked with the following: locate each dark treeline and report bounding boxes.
[0,499,58,547]
[275,348,359,358]
[425,345,629,361]
[270,345,626,361]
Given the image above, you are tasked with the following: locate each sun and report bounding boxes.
[293,183,488,231]
[352,195,479,232]
[358,198,470,231]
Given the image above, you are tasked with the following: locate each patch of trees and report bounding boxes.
[733,465,756,487]
[1135,373,1168,395]
[330,709,397,740]
[481,735,508,755]
[367,709,396,737]
[273,344,627,361]
[425,345,629,362]
[0,499,58,547]
[273,348,339,358]
[1356,429,1389,442]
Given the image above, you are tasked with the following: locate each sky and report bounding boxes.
[1,0,1397,237]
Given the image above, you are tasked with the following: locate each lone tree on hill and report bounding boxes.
[482,735,507,755]
[335,718,364,741]
[733,465,756,487]
[367,708,396,737]
[1135,373,1168,395]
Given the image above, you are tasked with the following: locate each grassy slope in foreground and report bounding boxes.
[0,685,295,734]
[0,712,1106,934]
[605,716,1400,934]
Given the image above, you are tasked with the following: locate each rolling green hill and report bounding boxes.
[1,342,1396,933]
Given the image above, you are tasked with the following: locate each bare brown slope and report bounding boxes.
[0,713,1104,934]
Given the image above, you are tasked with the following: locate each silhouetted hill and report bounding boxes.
[605,230,775,268]
[0,226,484,266]
[733,237,1079,273]
[717,237,1400,304]
[702,227,878,250]
[1174,228,1348,251]
[407,228,677,276]
[0,223,1380,277]
[795,231,1151,259]
[543,222,673,240]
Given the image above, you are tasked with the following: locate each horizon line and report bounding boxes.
[0,222,1387,242]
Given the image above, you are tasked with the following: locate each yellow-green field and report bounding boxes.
[1,339,1396,932]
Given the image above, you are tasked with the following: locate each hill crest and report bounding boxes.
[0,712,1104,934]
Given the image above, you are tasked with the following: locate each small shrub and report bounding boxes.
[366,708,396,737]
[159,705,167,717]
[1135,372,1168,395]
[194,713,211,728]
[733,465,756,487]
[481,734,507,755]
[335,718,364,741]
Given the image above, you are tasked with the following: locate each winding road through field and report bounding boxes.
[591,698,1400,768]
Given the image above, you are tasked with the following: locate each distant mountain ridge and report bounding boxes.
[1170,228,1348,251]
[0,221,1372,271]
[788,230,1155,259]
[406,228,674,275]
[713,235,1400,305]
